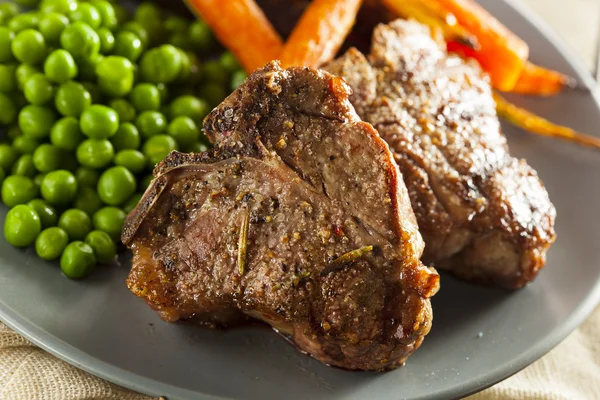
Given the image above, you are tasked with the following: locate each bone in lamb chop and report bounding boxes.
[326,20,556,289]
[122,62,439,371]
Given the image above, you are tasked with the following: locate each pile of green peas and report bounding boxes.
[0,0,247,279]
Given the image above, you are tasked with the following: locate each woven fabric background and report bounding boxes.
[1,0,599,399]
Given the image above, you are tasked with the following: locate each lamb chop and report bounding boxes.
[122,62,439,371]
[326,20,556,289]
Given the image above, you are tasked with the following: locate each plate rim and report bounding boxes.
[1,1,600,399]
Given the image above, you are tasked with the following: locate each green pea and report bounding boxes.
[178,52,200,84]
[39,0,77,14]
[184,141,210,154]
[138,174,153,191]
[114,149,145,174]
[0,167,4,184]
[168,116,200,148]
[97,165,136,206]
[12,29,46,65]
[168,33,192,52]
[76,139,114,169]
[24,74,54,105]
[198,82,226,107]
[170,95,209,124]
[96,55,134,97]
[40,169,77,206]
[202,60,228,86]
[140,45,182,84]
[97,27,114,54]
[136,111,166,138]
[13,136,40,154]
[112,31,143,62]
[33,143,61,173]
[219,52,242,74]
[60,241,96,279]
[4,204,41,247]
[80,105,119,139]
[44,49,77,83]
[58,208,92,240]
[134,2,162,42]
[142,134,178,167]
[122,192,142,214]
[0,93,16,125]
[12,154,36,177]
[69,3,102,30]
[91,0,117,31]
[92,206,125,241]
[121,21,149,47]
[176,50,192,81]
[55,81,92,117]
[84,230,116,263]
[2,175,38,207]
[38,12,69,44]
[75,166,100,187]
[0,143,18,171]
[18,105,56,139]
[73,186,103,215]
[27,198,58,228]
[0,4,20,26]
[16,64,39,90]
[50,117,84,151]
[8,13,39,34]
[36,227,69,260]
[109,99,136,123]
[231,70,247,90]
[164,15,187,34]
[129,83,160,113]
[111,122,140,151]
[60,21,100,59]
[33,173,44,189]
[0,27,14,63]
[0,64,16,93]
[189,20,213,51]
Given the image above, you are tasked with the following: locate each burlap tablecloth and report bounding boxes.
[1,0,599,398]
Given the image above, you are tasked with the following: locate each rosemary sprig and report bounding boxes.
[320,245,374,276]
[237,211,249,275]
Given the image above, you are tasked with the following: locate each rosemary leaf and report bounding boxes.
[320,245,374,276]
[237,211,249,275]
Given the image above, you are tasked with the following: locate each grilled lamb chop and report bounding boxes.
[326,20,556,289]
[122,62,439,371]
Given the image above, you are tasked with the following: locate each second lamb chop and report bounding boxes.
[326,20,556,289]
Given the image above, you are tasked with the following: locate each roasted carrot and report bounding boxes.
[446,40,478,59]
[279,0,363,68]
[185,0,283,72]
[511,61,575,96]
[382,0,478,49]
[494,93,600,150]
[430,0,529,91]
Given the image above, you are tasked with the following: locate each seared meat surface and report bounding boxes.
[123,62,439,370]
[326,20,556,289]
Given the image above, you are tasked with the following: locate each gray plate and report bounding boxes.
[1,1,600,399]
